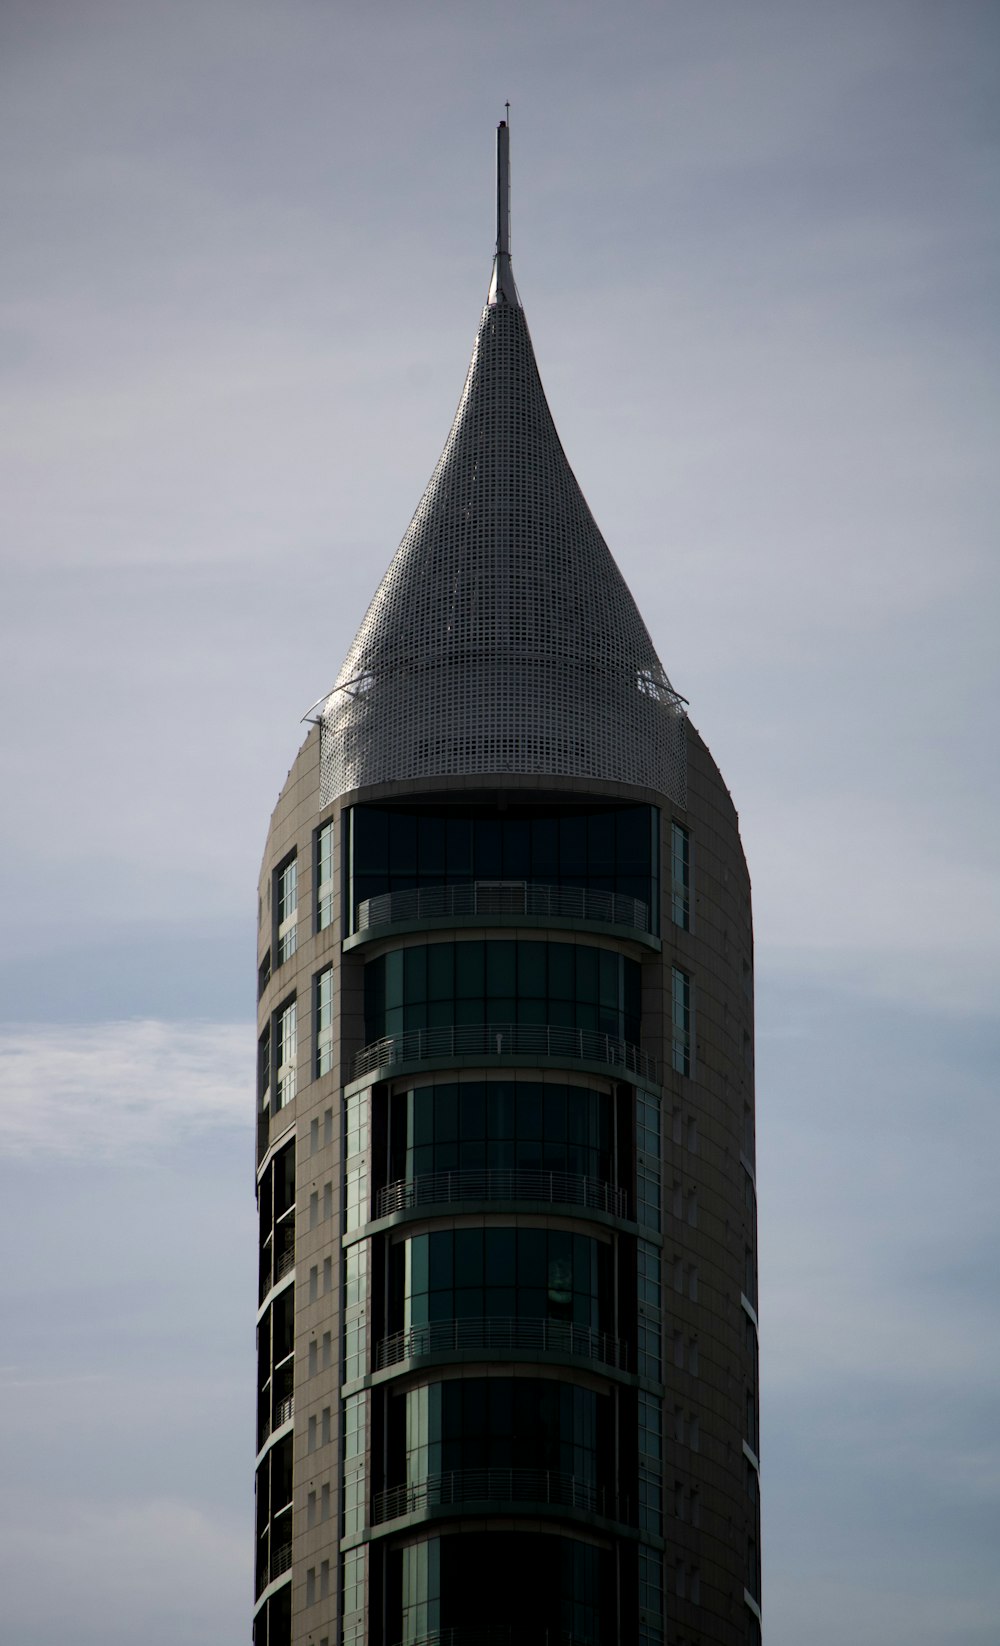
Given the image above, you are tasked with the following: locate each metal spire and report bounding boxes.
[488,114,520,306]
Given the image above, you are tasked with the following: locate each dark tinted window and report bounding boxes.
[366,940,641,1045]
[349,801,658,930]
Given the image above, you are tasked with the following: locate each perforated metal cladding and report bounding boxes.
[321,300,687,804]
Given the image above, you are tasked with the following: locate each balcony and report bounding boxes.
[258,1221,295,1304]
[270,1539,292,1579]
[391,1629,601,1646]
[376,1316,626,1373]
[353,1023,656,1083]
[373,1467,624,1526]
[353,879,652,941]
[376,1169,627,1221]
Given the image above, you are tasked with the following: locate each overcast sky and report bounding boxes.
[1,3,998,1643]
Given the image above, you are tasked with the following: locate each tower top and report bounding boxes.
[488,116,519,307]
[314,123,686,805]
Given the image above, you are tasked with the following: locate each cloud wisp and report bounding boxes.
[0,1019,252,1160]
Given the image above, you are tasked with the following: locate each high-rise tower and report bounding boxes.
[254,123,760,1646]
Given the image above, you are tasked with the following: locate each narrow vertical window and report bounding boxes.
[636,1091,661,1232]
[638,1391,663,1533]
[316,967,334,1076]
[671,967,691,1075]
[670,821,690,929]
[276,999,297,1108]
[638,1544,664,1646]
[257,1024,272,1116]
[276,856,298,963]
[317,821,335,932]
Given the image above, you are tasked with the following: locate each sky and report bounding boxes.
[1,1,998,1642]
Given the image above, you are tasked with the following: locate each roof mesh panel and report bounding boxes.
[320,299,686,804]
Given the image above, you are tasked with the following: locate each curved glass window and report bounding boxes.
[350,800,657,924]
[366,939,640,1044]
[388,1081,612,1180]
[387,1531,613,1645]
[390,1377,610,1490]
[390,1227,611,1334]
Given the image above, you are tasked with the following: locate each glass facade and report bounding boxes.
[391,1226,611,1333]
[316,820,334,932]
[388,1080,613,1182]
[315,967,333,1077]
[671,966,691,1076]
[275,857,298,964]
[387,1531,614,1645]
[670,819,690,930]
[391,1376,610,1490]
[350,800,658,926]
[275,999,296,1108]
[365,938,640,1045]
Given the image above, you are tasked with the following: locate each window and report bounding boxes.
[315,967,334,1076]
[317,821,335,932]
[638,1391,663,1533]
[394,1227,611,1336]
[671,967,691,1075]
[365,939,641,1049]
[639,1545,663,1616]
[396,1377,606,1487]
[343,1393,366,1534]
[275,856,298,963]
[257,1024,271,1115]
[349,801,659,929]
[343,1547,366,1646]
[388,1080,613,1184]
[276,999,297,1108]
[636,1091,661,1231]
[670,821,690,929]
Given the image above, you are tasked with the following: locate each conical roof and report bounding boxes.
[318,125,686,806]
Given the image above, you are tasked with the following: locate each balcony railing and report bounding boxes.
[356,879,650,936]
[376,1169,626,1221]
[373,1467,624,1526]
[258,1226,296,1303]
[391,1629,600,1646]
[376,1316,626,1373]
[354,1023,656,1082]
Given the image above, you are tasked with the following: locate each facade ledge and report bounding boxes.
[256,1114,296,1178]
[345,909,661,952]
[366,1489,639,1544]
[252,1570,292,1619]
[345,881,659,953]
[350,1024,658,1088]
[256,1267,295,1326]
[254,1413,294,1472]
[351,1348,639,1397]
[359,1198,640,1244]
[377,1168,628,1221]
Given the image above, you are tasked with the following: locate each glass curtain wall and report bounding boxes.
[349,801,658,930]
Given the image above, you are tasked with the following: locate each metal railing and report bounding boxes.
[391,1629,600,1646]
[270,1540,292,1579]
[354,1023,656,1082]
[376,1316,626,1372]
[258,1229,296,1303]
[376,1169,626,1220]
[373,1467,616,1525]
[356,879,650,935]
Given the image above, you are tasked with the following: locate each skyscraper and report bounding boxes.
[254,122,760,1646]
